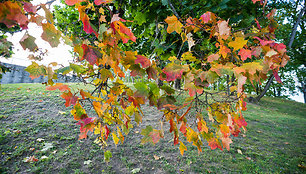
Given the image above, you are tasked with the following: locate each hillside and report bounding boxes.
[0,83,305,173]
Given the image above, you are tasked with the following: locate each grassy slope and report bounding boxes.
[0,83,305,174]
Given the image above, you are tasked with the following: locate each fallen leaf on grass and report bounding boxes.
[246,157,251,160]
[29,148,35,151]
[36,138,45,142]
[38,100,43,102]
[84,160,92,165]
[58,111,66,115]
[153,155,160,160]
[41,155,48,161]
[131,168,141,174]
[52,150,57,154]
[237,149,243,154]
[13,130,22,134]
[284,142,289,145]
[41,143,53,152]
[256,130,262,133]
[298,164,306,169]
[23,156,38,163]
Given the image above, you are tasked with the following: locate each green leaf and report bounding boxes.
[134,12,146,25]
[70,63,86,74]
[98,24,107,41]
[104,150,112,162]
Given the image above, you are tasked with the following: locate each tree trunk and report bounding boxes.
[174,79,181,90]
[250,75,274,103]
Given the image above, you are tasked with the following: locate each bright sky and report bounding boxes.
[0,0,74,67]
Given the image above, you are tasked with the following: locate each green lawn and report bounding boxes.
[0,83,305,173]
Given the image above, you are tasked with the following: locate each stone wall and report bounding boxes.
[0,63,79,84]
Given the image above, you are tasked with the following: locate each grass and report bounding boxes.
[0,83,305,173]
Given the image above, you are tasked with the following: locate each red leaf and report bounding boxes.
[81,14,96,35]
[65,0,85,6]
[0,1,29,29]
[273,70,282,84]
[238,48,252,61]
[149,131,161,144]
[274,43,286,54]
[23,2,37,13]
[135,55,151,68]
[162,63,189,81]
[61,91,79,107]
[201,12,212,23]
[234,116,248,128]
[179,122,187,135]
[111,20,136,43]
[254,37,274,46]
[46,83,70,92]
[81,44,99,65]
[208,138,222,150]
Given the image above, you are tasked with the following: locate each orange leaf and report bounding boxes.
[219,45,231,58]
[207,54,220,62]
[165,15,183,34]
[94,0,113,5]
[197,120,208,133]
[46,83,70,92]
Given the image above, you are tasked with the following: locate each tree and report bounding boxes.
[0,0,289,159]
[248,0,305,103]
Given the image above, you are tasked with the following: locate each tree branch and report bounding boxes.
[288,3,306,48]
[167,0,180,19]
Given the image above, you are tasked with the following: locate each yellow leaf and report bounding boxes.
[228,37,248,51]
[112,132,120,145]
[165,15,183,34]
[179,141,187,156]
[153,155,160,160]
[117,127,124,143]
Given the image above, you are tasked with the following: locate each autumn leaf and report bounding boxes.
[65,0,85,6]
[187,33,195,51]
[273,69,282,84]
[197,120,208,133]
[41,22,61,47]
[111,20,136,43]
[24,62,46,79]
[19,33,37,52]
[0,1,29,29]
[207,54,220,62]
[82,44,100,65]
[217,20,230,39]
[23,2,37,14]
[162,62,189,81]
[228,37,248,51]
[201,11,212,23]
[237,75,247,93]
[238,48,252,61]
[135,55,151,68]
[219,45,231,58]
[94,0,113,5]
[179,141,187,156]
[165,15,183,34]
[46,83,70,92]
[61,91,79,107]
[220,136,232,151]
[241,62,263,75]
